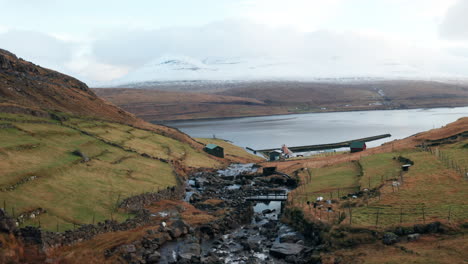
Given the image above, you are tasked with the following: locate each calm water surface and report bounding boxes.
[164,107,468,150]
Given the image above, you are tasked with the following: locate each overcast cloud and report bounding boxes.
[0,0,467,85]
[439,0,468,40]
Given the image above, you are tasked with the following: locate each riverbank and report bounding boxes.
[159,105,468,124]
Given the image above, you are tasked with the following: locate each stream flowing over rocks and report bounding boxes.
[158,163,320,264]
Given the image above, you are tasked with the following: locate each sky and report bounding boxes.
[0,0,467,85]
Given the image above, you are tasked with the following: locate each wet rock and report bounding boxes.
[279,232,304,243]
[178,242,201,261]
[169,220,190,238]
[146,252,161,263]
[285,255,298,263]
[426,222,441,233]
[382,232,399,245]
[413,224,426,234]
[393,226,414,236]
[407,233,420,241]
[227,242,243,253]
[199,225,215,238]
[122,244,136,253]
[190,193,203,203]
[270,243,304,258]
[262,209,275,215]
[242,236,264,252]
[201,255,220,264]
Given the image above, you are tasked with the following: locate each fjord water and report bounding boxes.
[165,107,468,150]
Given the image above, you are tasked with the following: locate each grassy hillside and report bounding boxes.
[0,113,226,231]
[289,144,468,228]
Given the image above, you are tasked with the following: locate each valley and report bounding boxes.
[0,48,467,264]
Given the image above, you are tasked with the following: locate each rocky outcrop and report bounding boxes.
[382,232,399,245]
[71,150,90,162]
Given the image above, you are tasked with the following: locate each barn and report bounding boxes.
[269,150,283,161]
[350,141,366,153]
[203,144,224,158]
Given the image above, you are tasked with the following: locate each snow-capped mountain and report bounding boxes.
[96,55,466,88]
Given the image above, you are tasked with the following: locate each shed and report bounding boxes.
[350,141,367,153]
[401,164,412,171]
[203,144,224,158]
[269,150,282,161]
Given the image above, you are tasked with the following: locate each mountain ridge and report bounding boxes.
[0,48,203,148]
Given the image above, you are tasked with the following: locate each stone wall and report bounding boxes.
[10,186,183,250]
[119,186,184,212]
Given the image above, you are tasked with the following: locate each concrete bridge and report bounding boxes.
[246,194,288,201]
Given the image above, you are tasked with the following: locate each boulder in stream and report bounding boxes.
[269,242,304,258]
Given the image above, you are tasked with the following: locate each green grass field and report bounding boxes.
[359,152,401,190]
[290,146,468,228]
[0,113,224,231]
[65,119,222,168]
[352,150,468,227]
[293,162,361,204]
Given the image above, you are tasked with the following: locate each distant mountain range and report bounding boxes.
[97,55,468,88]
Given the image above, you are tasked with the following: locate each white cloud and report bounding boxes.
[440,0,468,40]
[87,20,468,84]
[65,46,130,82]
[237,0,342,32]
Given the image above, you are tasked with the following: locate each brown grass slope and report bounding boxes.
[93,88,271,121]
[95,80,468,122]
[0,49,202,148]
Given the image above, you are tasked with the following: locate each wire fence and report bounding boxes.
[423,147,468,179]
[287,203,468,227]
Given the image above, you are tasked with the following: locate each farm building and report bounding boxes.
[350,141,366,153]
[203,143,224,158]
[269,150,283,161]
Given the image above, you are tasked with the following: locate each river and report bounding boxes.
[164,107,468,150]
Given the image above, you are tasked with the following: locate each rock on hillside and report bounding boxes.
[0,49,201,148]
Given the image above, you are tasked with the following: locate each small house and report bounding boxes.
[203,144,224,158]
[269,150,283,161]
[350,141,366,153]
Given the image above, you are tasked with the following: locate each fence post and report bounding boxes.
[375,208,380,226]
[448,207,451,222]
[399,208,403,224]
[348,206,352,225]
[422,206,426,224]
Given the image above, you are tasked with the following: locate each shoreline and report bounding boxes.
[158,104,468,125]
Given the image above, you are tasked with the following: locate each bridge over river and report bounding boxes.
[245,189,289,202]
